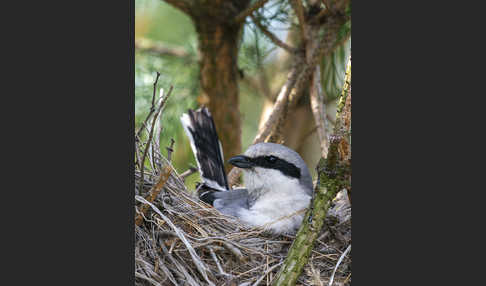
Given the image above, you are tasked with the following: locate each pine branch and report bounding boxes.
[250,14,297,54]
[271,56,351,286]
[234,0,272,23]
[227,14,347,186]
[306,17,329,158]
[257,15,346,142]
[289,0,308,42]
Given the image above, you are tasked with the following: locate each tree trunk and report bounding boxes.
[162,0,252,172]
[194,20,244,172]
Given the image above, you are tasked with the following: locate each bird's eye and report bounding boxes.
[266,156,277,163]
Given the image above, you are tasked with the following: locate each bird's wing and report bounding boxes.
[180,107,229,191]
[212,188,250,217]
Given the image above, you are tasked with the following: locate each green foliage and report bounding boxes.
[135,0,350,185]
[320,38,351,102]
[135,0,200,178]
[134,0,268,182]
[239,24,275,74]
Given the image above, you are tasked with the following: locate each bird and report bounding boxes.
[180,107,313,234]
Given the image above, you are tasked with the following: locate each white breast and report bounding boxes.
[238,168,311,234]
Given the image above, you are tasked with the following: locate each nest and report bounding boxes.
[135,160,351,286]
[134,86,351,286]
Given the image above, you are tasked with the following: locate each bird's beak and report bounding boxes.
[228,155,254,169]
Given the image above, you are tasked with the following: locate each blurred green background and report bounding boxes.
[135,0,349,188]
[135,0,267,188]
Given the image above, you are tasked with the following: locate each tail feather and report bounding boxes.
[180,107,229,192]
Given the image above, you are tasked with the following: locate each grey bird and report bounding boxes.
[181,107,313,234]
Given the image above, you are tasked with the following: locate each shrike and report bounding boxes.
[181,107,312,234]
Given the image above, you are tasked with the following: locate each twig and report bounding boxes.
[138,76,161,188]
[180,167,198,181]
[135,134,142,174]
[290,0,308,42]
[136,195,216,286]
[166,138,175,162]
[258,16,345,143]
[321,0,331,10]
[250,14,297,54]
[135,272,162,286]
[254,35,273,100]
[222,241,245,262]
[234,0,272,23]
[311,6,331,24]
[227,60,302,186]
[266,243,270,285]
[152,89,166,171]
[135,165,173,226]
[254,62,301,143]
[310,57,329,158]
[208,246,232,277]
[310,260,324,286]
[305,9,330,157]
[135,38,190,58]
[159,241,201,286]
[136,72,160,139]
[156,257,180,286]
[139,86,174,189]
[328,244,351,286]
[251,262,283,286]
[162,0,193,15]
[228,16,346,186]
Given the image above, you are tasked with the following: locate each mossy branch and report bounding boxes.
[271,56,351,286]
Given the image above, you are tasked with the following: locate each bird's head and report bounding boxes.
[228,142,313,195]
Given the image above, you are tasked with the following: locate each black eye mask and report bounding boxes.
[252,155,301,179]
[229,154,301,180]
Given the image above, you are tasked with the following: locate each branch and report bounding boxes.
[310,64,329,158]
[135,38,190,58]
[289,0,308,42]
[271,56,351,286]
[256,16,346,143]
[152,90,168,171]
[234,0,271,24]
[251,14,297,54]
[227,14,348,186]
[307,25,330,158]
[311,6,331,25]
[162,0,194,15]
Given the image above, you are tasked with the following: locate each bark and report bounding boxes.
[194,19,245,172]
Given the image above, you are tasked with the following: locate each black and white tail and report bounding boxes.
[180,107,229,193]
